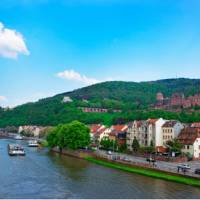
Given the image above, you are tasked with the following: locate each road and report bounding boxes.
[96,150,200,178]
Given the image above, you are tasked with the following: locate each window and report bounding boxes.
[187,145,190,149]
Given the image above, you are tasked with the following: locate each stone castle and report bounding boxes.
[154,92,200,109]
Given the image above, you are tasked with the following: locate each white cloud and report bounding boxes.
[0,96,6,101]
[56,69,100,85]
[0,22,29,59]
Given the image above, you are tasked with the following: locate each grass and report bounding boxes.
[85,156,200,188]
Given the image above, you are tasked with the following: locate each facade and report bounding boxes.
[178,127,200,158]
[147,118,166,148]
[89,124,105,142]
[81,107,108,113]
[109,125,128,145]
[162,120,184,146]
[62,96,73,103]
[127,118,166,152]
[126,120,148,151]
[18,125,45,137]
[191,122,200,128]
[154,92,200,109]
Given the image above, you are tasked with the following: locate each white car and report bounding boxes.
[178,164,191,169]
[107,151,112,155]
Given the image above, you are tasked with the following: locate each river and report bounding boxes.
[0,139,200,199]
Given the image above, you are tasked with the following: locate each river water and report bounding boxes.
[0,139,200,199]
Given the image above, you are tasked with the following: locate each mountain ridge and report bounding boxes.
[1,78,200,127]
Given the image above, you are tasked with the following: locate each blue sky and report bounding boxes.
[0,0,200,107]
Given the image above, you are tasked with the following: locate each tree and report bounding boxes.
[63,121,91,150]
[166,139,183,153]
[132,137,140,152]
[150,140,154,147]
[47,121,91,150]
[118,143,127,153]
[46,127,58,148]
[100,137,113,150]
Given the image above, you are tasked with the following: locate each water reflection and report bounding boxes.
[48,151,90,181]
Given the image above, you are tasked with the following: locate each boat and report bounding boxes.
[8,144,25,156]
[28,140,39,147]
[14,135,23,140]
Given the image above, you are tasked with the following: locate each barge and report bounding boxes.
[8,144,25,156]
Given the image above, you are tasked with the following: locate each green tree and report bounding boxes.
[166,139,183,153]
[132,137,140,152]
[47,121,91,150]
[118,143,127,153]
[100,137,112,150]
[63,121,91,150]
[100,136,117,151]
[46,127,58,148]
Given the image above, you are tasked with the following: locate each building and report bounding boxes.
[154,92,200,110]
[89,124,105,142]
[162,120,184,146]
[178,127,200,159]
[18,126,46,137]
[127,118,166,152]
[81,107,108,113]
[191,122,200,128]
[170,93,185,107]
[147,118,166,149]
[126,120,148,151]
[109,125,128,145]
[62,96,73,103]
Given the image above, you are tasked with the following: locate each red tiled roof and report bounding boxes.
[90,124,102,133]
[112,125,127,132]
[177,127,200,145]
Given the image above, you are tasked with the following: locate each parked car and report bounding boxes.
[123,157,131,162]
[195,168,200,175]
[177,164,191,170]
[146,157,155,162]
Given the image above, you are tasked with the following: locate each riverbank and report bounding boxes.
[85,156,200,188]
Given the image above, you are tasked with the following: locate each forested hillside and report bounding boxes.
[1,78,200,127]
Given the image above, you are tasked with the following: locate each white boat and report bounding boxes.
[28,140,39,147]
[8,144,25,156]
[15,135,23,140]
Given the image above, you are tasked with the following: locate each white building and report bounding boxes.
[147,118,166,148]
[18,125,44,137]
[62,96,73,103]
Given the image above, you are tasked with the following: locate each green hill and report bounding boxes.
[1,78,200,127]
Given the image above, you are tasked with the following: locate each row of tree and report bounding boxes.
[46,121,91,151]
